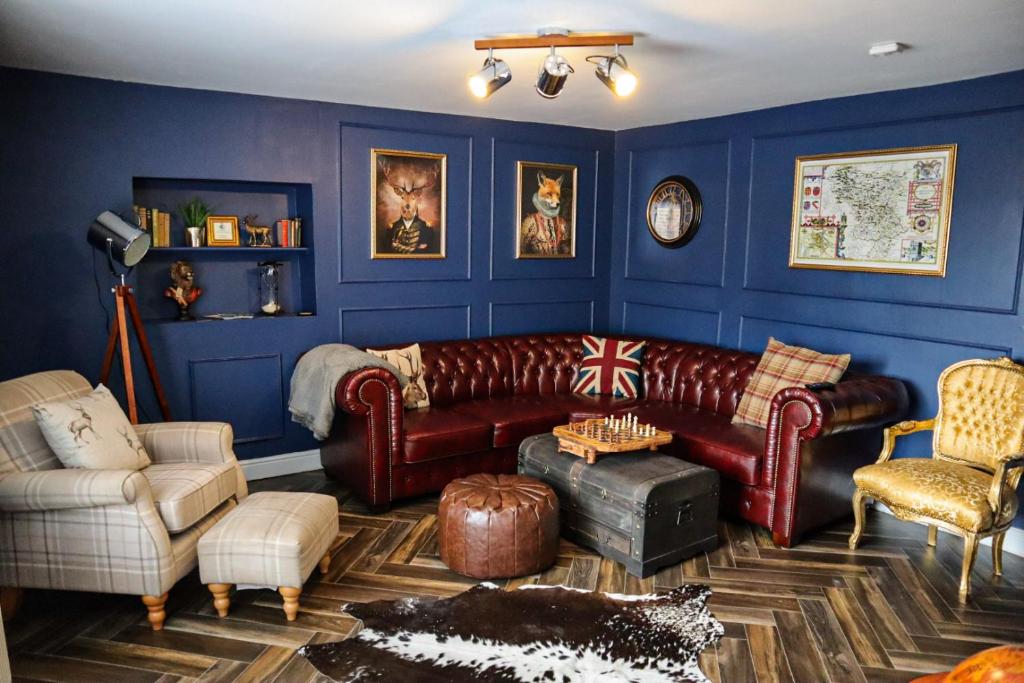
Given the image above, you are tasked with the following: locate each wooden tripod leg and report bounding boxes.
[114,287,138,424]
[100,309,120,385]
[124,288,171,421]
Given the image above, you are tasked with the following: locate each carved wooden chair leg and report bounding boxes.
[848,489,868,550]
[992,532,1006,577]
[208,583,232,617]
[959,533,979,602]
[279,586,301,621]
[142,593,169,630]
[319,553,331,575]
[927,525,938,547]
[0,587,24,621]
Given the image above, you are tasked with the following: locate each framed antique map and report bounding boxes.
[789,144,956,276]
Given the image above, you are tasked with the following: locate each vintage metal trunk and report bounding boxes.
[518,434,719,578]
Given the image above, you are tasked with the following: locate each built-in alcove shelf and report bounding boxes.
[132,177,316,322]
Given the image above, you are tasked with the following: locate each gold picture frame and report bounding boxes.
[205,215,240,247]
[371,148,447,259]
[788,144,956,276]
[516,160,577,259]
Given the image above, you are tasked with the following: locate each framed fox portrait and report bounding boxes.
[371,148,447,259]
[516,160,577,259]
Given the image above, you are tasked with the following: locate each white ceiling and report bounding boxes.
[1,1,1022,130]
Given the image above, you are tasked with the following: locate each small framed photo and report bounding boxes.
[371,149,447,259]
[516,161,577,258]
[206,216,240,247]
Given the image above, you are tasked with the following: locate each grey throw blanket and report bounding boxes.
[289,343,408,440]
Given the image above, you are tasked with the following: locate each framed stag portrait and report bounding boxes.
[371,148,446,259]
[516,160,577,259]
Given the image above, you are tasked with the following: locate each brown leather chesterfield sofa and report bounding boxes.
[322,334,908,547]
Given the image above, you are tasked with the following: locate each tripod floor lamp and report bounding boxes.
[87,211,171,424]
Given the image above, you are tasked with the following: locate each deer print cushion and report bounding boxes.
[31,384,152,470]
[366,343,430,410]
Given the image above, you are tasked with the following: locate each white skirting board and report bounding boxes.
[240,449,322,481]
[874,502,1024,559]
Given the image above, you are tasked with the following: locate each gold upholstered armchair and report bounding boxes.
[849,357,1023,601]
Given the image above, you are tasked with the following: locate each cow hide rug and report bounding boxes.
[299,583,724,682]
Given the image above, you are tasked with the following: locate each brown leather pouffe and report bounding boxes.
[438,473,560,579]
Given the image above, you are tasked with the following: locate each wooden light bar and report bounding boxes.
[475,32,634,51]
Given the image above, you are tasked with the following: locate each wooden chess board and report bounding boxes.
[552,417,672,464]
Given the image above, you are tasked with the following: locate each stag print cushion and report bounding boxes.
[366,343,431,410]
[31,384,152,470]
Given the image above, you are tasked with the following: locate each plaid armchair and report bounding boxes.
[0,370,247,629]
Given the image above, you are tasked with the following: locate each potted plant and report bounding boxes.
[178,198,212,247]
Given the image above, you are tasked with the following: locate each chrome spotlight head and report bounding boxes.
[589,49,637,97]
[535,47,574,99]
[468,50,511,99]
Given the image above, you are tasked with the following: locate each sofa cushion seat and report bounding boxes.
[619,402,764,486]
[403,408,494,464]
[143,462,239,533]
[451,397,568,447]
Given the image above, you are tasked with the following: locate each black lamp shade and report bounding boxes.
[87,210,151,267]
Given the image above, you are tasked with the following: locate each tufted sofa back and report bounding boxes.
[418,339,514,407]
[399,334,761,418]
[641,339,760,417]
[503,334,586,395]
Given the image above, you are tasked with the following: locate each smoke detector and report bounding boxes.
[869,42,908,57]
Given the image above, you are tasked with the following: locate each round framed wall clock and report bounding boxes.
[645,175,703,248]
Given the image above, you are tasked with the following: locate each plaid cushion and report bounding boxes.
[144,462,238,533]
[572,335,645,399]
[198,491,339,588]
[732,337,850,428]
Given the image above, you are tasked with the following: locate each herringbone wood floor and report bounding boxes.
[6,470,1023,683]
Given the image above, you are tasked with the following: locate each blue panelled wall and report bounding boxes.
[609,70,1024,527]
[0,67,615,459]
[1,66,1022,528]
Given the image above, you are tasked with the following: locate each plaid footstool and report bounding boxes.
[198,491,339,621]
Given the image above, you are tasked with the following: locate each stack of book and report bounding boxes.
[274,218,302,247]
[134,205,172,247]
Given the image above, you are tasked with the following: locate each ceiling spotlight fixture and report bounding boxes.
[536,46,574,99]
[472,29,637,100]
[587,45,637,97]
[468,48,511,99]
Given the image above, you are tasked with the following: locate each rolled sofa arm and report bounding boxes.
[325,367,405,509]
[134,422,236,465]
[774,376,910,440]
[764,375,908,547]
[0,468,150,512]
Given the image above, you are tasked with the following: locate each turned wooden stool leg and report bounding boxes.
[208,583,232,617]
[319,553,331,574]
[279,586,301,621]
[142,593,168,631]
[927,525,938,547]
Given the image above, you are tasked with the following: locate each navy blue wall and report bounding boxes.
[0,68,615,459]
[2,64,1022,530]
[610,70,1024,526]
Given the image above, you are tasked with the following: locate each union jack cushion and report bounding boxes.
[572,335,646,399]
